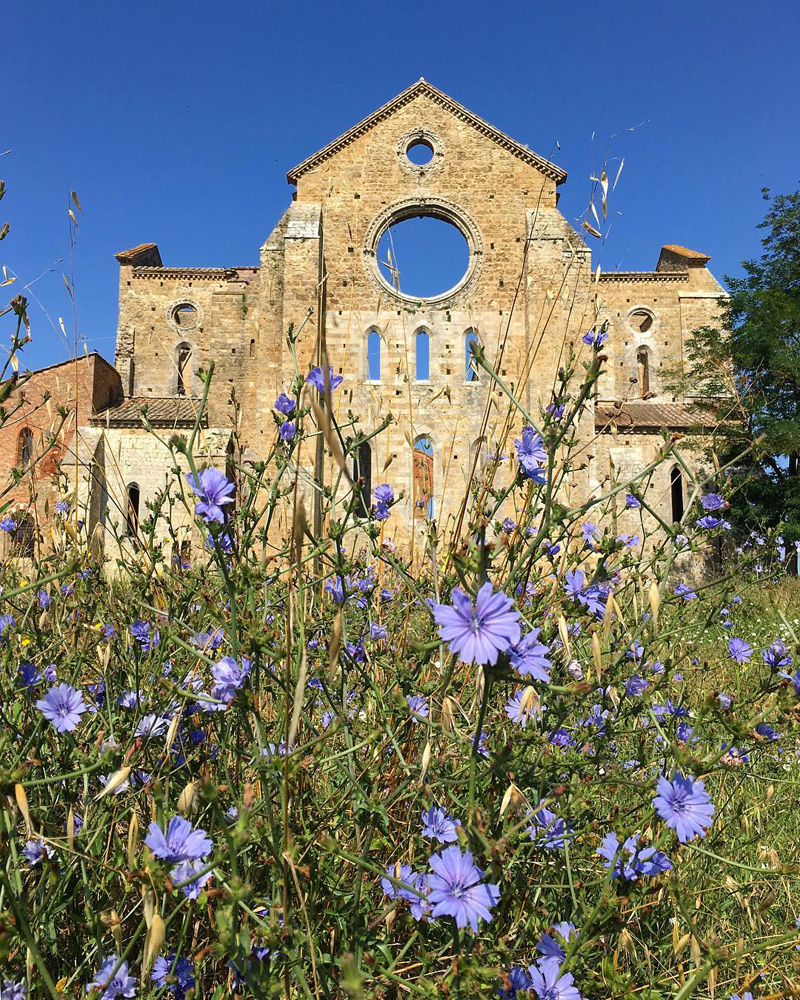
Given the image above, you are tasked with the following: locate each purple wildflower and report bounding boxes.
[763,639,791,669]
[135,714,168,740]
[406,694,429,721]
[186,467,235,524]
[653,773,714,842]
[23,838,55,866]
[87,957,137,998]
[527,958,582,1000]
[582,327,608,349]
[374,483,394,504]
[0,982,26,1000]
[580,522,600,545]
[426,846,500,932]
[509,628,551,682]
[498,967,533,998]
[152,954,195,998]
[432,582,521,665]
[700,493,724,511]
[36,683,87,733]
[728,638,752,663]
[211,656,251,702]
[144,815,213,863]
[597,832,672,880]
[421,806,461,843]
[563,568,585,599]
[130,620,159,653]
[278,421,295,442]
[505,688,542,727]
[170,859,213,899]
[527,802,572,850]
[625,674,649,698]
[625,493,641,509]
[696,515,724,530]
[274,393,296,415]
[514,427,547,483]
[537,921,578,963]
[306,365,343,393]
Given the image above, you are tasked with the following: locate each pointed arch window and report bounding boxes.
[636,347,650,398]
[125,483,140,536]
[367,330,381,381]
[18,428,33,468]
[413,435,434,519]
[176,343,192,397]
[465,330,480,382]
[12,515,35,557]
[670,465,684,523]
[353,440,372,517]
[415,329,430,381]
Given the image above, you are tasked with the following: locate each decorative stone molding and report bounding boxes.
[166,300,203,332]
[362,196,484,306]
[396,128,445,175]
[598,271,688,283]
[287,79,567,185]
[624,306,658,338]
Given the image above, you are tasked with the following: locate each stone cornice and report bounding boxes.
[286,79,567,186]
[130,267,258,281]
[597,271,689,283]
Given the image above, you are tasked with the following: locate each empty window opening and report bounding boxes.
[406,139,434,165]
[367,330,381,381]
[18,428,33,468]
[377,216,469,299]
[413,435,434,519]
[465,330,480,382]
[670,466,684,523]
[415,330,430,380]
[12,515,35,558]
[172,303,198,330]
[353,440,372,517]
[636,348,650,397]
[630,310,654,334]
[125,483,140,536]
[176,343,192,396]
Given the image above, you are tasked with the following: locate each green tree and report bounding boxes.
[670,188,800,541]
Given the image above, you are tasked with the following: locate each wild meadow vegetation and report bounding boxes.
[2,182,800,1000]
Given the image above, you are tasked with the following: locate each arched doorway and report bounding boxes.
[413,436,434,519]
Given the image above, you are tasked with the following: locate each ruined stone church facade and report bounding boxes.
[76,80,723,551]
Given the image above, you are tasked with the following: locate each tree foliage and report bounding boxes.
[670,188,800,539]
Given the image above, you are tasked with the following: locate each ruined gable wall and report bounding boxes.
[116,265,260,435]
[287,93,588,539]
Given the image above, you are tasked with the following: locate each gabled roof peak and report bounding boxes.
[286,80,566,186]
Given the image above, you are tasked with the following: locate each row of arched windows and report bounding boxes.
[366,329,481,383]
[350,444,686,527]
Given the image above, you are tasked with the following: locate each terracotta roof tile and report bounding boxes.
[115,243,163,266]
[92,396,208,428]
[595,401,717,431]
[661,245,710,260]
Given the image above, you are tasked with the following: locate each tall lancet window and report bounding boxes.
[367,330,381,381]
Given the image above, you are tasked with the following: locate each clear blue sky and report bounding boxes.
[4,0,799,372]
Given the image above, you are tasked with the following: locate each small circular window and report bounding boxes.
[628,309,655,334]
[172,303,198,330]
[406,139,434,165]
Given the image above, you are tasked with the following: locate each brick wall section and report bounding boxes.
[0,354,121,545]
